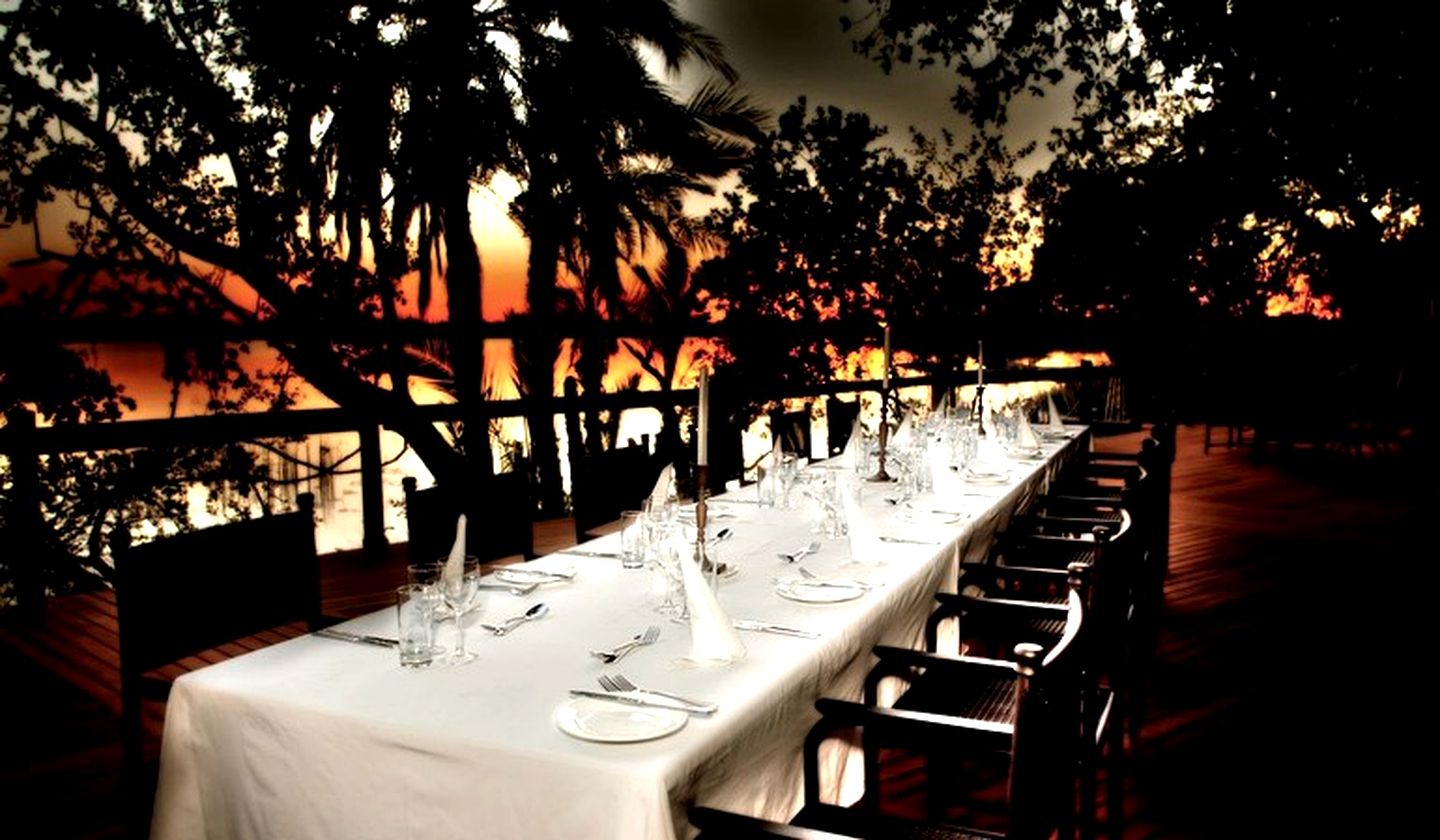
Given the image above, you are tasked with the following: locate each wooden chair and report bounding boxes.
[111,494,328,826]
[984,516,1142,721]
[918,565,1120,839]
[691,594,1086,840]
[402,471,535,565]
[569,445,664,543]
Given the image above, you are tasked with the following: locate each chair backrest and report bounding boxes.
[403,471,534,565]
[111,494,324,792]
[570,445,664,542]
[112,494,323,677]
[771,406,812,458]
[826,397,861,458]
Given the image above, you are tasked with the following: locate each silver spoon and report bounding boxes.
[778,539,821,564]
[480,602,549,636]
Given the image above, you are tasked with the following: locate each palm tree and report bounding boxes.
[506,1,757,502]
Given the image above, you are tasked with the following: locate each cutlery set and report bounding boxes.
[777,539,821,563]
[480,602,550,636]
[314,627,399,648]
[589,625,661,663]
[568,673,717,716]
[797,567,879,590]
[731,619,819,639]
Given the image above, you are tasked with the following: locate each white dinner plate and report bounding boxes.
[896,509,964,525]
[963,471,1011,486]
[774,580,867,604]
[554,697,688,743]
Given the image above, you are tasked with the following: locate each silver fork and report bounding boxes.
[475,581,540,596]
[778,539,820,563]
[601,673,711,709]
[589,625,660,663]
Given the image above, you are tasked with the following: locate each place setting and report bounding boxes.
[555,671,719,743]
[493,560,578,586]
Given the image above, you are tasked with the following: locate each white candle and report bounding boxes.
[977,340,984,387]
[882,324,892,389]
[697,367,710,467]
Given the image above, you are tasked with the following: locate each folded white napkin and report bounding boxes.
[841,480,883,563]
[679,542,747,663]
[1046,393,1065,432]
[841,413,864,471]
[443,514,467,587]
[890,408,913,447]
[1016,412,1041,450]
[766,437,782,470]
[972,436,1010,475]
[928,447,967,500]
[648,464,675,510]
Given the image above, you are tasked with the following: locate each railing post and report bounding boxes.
[358,422,387,565]
[562,377,585,482]
[6,407,46,619]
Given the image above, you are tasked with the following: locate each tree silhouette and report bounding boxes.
[848,0,1430,323]
[0,1,747,521]
[700,99,1021,405]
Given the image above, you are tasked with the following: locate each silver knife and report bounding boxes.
[314,628,399,648]
[732,620,820,639]
[568,689,717,716]
[558,549,624,559]
[879,535,940,545]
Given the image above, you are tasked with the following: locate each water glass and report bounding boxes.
[619,510,645,569]
[755,464,777,508]
[396,584,436,668]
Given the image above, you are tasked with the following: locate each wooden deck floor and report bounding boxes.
[1,425,1428,838]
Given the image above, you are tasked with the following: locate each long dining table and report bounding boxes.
[149,426,1088,840]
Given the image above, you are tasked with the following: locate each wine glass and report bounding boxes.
[439,557,480,665]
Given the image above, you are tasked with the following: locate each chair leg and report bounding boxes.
[1079,740,1098,840]
[1106,717,1125,840]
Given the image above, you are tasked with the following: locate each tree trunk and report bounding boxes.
[521,221,566,517]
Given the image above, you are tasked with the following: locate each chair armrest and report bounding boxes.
[1008,513,1122,538]
[1044,492,1126,506]
[813,697,1015,745]
[956,562,1074,593]
[865,644,1020,703]
[690,806,854,839]
[933,591,1070,623]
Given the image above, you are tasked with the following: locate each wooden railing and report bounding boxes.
[0,364,1118,616]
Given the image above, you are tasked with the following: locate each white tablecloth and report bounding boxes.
[151,428,1087,840]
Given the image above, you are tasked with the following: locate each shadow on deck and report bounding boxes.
[1,426,1429,838]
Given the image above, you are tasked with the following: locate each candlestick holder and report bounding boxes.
[693,464,717,589]
[868,385,894,482]
[972,383,988,438]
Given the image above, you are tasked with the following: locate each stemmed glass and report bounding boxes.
[776,453,801,509]
[440,558,480,665]
[645,518,684,617]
